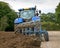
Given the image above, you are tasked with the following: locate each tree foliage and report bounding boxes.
[55,3,60,23]
[41,13,57,30]
[41,13,56,22]
[0,1,17,31]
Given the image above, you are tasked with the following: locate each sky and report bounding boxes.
[0,0,60,13]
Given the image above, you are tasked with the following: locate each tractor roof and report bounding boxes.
[19,7,36,11]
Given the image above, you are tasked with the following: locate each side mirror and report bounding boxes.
[39,10,41,14]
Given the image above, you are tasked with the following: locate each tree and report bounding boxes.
[41,13,56,22]
[0,16,8,31]
[41,13,47,22]
[47,13,56,22]
[0,1,17,31]
[55,3,60,23]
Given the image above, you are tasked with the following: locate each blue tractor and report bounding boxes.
[14,7,49,42]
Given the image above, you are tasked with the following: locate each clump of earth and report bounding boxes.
[0,31,41,48]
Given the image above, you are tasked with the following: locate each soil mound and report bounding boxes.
[0,32,41,48]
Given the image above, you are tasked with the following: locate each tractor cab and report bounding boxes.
[19,7,36,20]
[14,7,36,24]
[14,7,41,24]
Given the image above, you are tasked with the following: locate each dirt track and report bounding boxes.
[0,31,60,48]
[41,31,60,48]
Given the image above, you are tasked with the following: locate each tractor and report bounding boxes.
[14,6,49,43]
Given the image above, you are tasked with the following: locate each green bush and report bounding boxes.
[42,22,60,31]
[0,1,17,31]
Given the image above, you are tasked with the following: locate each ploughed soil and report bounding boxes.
[0,31,60,48]
[0,31,41,48]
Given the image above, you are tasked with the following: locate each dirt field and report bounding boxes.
[0,31,60,48]
[0,31,41,48]
[41,31,60,48]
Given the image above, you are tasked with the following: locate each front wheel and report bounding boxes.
[44,32,49,41]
